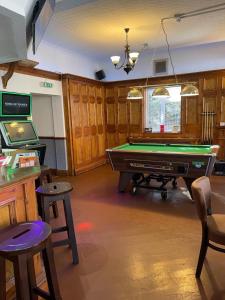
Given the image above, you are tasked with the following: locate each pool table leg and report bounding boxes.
[183,177,194,198]
[118,172,133,192]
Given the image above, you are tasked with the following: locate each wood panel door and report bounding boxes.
[117,86,129,145]
[63,78,106,175]
[105,87,117,148]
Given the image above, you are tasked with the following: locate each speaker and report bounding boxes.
[95,70,105,80]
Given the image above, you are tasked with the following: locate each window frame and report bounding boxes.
[143,85,183,134]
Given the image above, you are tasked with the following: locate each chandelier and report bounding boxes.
[110,28,139,74]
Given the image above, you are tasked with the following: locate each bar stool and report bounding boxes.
[36,182,79,265]
[36,165,59,218]
[0,221,61,300]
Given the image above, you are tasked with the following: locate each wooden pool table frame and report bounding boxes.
[107,147,217,196]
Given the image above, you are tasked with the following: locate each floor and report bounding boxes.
[50,165,225,300]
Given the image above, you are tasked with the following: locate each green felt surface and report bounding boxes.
[113,143,212,154]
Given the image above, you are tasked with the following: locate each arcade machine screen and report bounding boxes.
[0,121,39,146]
[1,93,31,116]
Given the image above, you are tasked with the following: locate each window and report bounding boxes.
[145,86,181,133]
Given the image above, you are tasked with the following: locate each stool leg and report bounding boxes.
[52,201,59,218]
[46,173,53,183]
[41,196,51,223]
[63,194,79,265]
[42,238,62,300]
[13,254,31,300]
[0,257,6,300]
[36,193,43,218]
[27,256,38,300]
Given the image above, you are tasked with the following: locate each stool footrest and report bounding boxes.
[52,226,68,233]
[33,287,51,299]
[53,239,70,247]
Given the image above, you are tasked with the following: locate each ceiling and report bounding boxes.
[40,0,225,58]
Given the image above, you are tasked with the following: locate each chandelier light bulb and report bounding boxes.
[110,56,120,66]
[129,52,139,63]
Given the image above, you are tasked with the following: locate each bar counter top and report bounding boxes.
[0,166,41,189]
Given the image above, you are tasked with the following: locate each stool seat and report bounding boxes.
[36,181,73,196]
[0,221,61,299]
[0,221,51,254]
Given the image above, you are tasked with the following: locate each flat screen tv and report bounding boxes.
[32,0,55,54]
[0,92,32,117]
[0,120,39,146]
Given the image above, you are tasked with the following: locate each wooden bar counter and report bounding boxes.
[0,165,42,298]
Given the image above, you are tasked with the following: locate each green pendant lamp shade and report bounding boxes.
[152,86,170,98]
[127,88,143,100]
[180,84,199,96]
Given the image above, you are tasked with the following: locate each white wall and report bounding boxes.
[32,95,54,137]
[27,40,101,80]
[31,94,65,138]
[100,41,225,81]
[0,71,66,138]
[0,71,62,96]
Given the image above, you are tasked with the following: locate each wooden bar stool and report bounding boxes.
[36,182,79,265]
[0,221,61,300]
[36,165,59,218]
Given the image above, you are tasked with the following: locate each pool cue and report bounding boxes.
[206,103,209,143]
[212,111,215,144]
[208,104,210,143]
[203,100,206,142]
[210,106,213,144]
[209,105,212,144]
[202,100,205,142]
[203,101,206,143]
[210,107,214,144]
[208,104,210,144]
[204,102,207,143]
[209,106,211,144]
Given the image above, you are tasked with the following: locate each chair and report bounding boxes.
[191,176,225,278]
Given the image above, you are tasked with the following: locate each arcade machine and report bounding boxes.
[0,91,46,165]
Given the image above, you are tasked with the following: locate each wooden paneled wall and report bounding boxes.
[63,70,225,174]
[63,75,106,175]
[105,85,143,147]
[104,71,225,160]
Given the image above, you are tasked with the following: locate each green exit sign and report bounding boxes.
[40,81,53,88]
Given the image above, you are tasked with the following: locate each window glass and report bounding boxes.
[145,86,181,133]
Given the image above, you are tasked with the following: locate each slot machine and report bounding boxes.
[0,91,46,165]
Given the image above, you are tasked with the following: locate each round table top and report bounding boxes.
[36,181,73,196]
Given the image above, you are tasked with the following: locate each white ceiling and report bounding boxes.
[32,0,225,59]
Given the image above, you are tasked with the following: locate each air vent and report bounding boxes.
[153,59,168,75]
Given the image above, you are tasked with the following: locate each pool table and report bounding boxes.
[106,143,219,196]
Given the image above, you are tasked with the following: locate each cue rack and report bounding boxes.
[201,101,216,144]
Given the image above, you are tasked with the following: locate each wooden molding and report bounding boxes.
[62,73,103,85]
[0,64,61,81]
[50,169,68,176]
[74,159,106,175]
[39,136,66,140]
[1,62,17,88]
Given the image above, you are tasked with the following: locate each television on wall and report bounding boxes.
[0,92,32,117]
[32,0,55,54]
[0,120,39,146]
